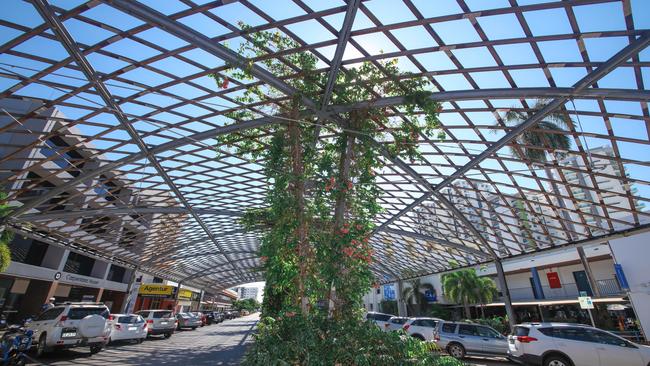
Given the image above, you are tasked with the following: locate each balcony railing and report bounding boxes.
[506,278,623,301]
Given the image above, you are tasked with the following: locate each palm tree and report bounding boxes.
[401,278,435,316]
[476,277,498,318]
[502,99,576,241]
[442,269,480,319]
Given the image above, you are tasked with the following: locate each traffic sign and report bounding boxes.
[578,296,594,309]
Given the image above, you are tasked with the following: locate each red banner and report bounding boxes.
[547,272,561,288]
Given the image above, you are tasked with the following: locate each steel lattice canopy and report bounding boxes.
[1,0,649,291]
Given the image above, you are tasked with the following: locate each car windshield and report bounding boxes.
[118,315,143,324]
[67,307,109,320]
[152,311,172,319]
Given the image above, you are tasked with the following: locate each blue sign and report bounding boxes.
[424,289,437,303]
[614,263,630,290]
[383,284,396,300]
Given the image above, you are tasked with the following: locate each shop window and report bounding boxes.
[64,252,95,276]
[7,237,48,267]
[107,264,126,283]
[152,277,163,284]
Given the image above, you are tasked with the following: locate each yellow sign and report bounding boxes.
[138,284,174,297]
[178,289,193,300]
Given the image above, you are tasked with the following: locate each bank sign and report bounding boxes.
[138,284,175,298]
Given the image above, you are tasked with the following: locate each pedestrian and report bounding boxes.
[41,297,55,312]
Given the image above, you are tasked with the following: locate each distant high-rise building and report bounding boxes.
[231,286,259,301]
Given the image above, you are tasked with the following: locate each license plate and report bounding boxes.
[62,332,77,338]
[160,322,168,325]
[128,326,137,331]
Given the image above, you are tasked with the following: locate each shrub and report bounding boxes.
[244,314,457,366]
[466,316,508,335]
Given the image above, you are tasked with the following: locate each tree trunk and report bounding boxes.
[480,305,485,319]
[288,101,310,315]
[464,301,471,319]
[328,119,357,317]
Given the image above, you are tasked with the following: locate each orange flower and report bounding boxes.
[221,77,229,89]
[341,228,349,234]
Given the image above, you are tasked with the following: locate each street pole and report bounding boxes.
[587,308,596,327]
[577,246,601,297]
[495,259,517,332]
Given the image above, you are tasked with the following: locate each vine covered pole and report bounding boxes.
[328,116,358,317]
[287,97,310,315]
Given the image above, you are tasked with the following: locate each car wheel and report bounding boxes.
[36,333,48,358]
[447,343,466,359]
[164,332,172,339]
[192,327,197,330]
[137,338,144,344]
[89,344,102,354]
[543,354,572,366]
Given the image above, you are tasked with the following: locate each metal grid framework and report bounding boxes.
[0,0,649,291]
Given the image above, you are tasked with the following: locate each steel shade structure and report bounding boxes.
[0,0,649,292]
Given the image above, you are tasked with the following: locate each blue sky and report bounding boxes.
[1,0,649,208]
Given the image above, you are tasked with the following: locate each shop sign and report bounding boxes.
[139,284,175,297]
[62,273,101,287]
[178,289,193,300]
[546,272,562,289]
[383,284,395,300]
[424,289,437,303]
[54,272,62,280]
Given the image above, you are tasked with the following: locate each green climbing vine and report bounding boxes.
[211,24,443,320]
[0,191,13,272]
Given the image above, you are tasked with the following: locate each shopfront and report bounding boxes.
[135,283,177,311]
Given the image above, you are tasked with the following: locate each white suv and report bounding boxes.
[27,302,111,357]
[507,323,650,366]
[403,317,442,341]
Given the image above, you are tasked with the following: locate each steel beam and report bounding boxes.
[327,88,650,114]
[16,207,243,222]
[30,0,247,281]
[7,87,643,221]
[321,0,361,108]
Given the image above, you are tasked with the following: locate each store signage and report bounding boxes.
[546,272,561,289]
[62,274,100,286]
[54,272,62,280]
[614,264,629,290]
[139,284,175,297]
[178,289,193,300]
[383,284,395,300]
[578,296,594,309]
[424,289,437,303]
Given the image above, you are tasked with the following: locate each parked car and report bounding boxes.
[136,310,175,338]
[384,316,410,332]
[26,302,110,357]
[434,320,508,359]
[204,312,216,325]
[190,312,206,326]
[365,312,395,329]
[403,317,442,341]
[176,313,201,330]
[108,314,147,344]
[507,323,650,366]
